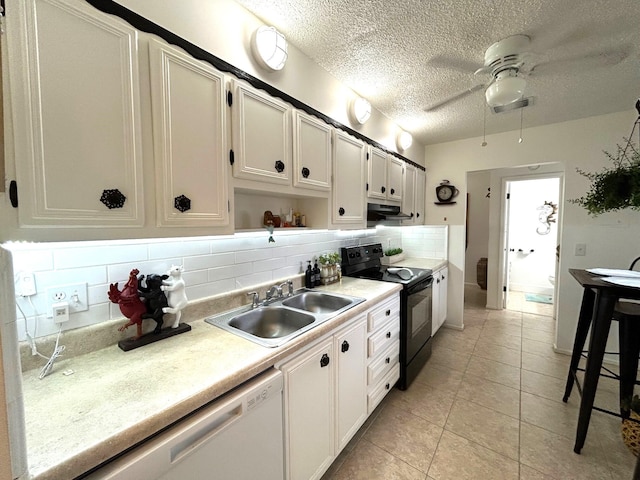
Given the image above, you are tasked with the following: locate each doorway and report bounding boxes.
[500,175,562,316]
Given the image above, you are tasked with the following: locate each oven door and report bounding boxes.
[405,276,433,362]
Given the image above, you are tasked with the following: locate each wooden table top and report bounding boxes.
[569,268,640,300]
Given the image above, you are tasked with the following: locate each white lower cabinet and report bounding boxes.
[280,294,399,480]
[432,265,448,336]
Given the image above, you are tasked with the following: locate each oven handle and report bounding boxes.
[406,276,433,295]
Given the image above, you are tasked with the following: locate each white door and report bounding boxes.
[367,147,387,201]
[332,131,366,226]
[292,111,332,190]
[402,164,416,224]
[387,156,404,202]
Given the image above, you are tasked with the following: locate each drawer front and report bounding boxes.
[367,343,399,386]
[368,296,400,332]
[367,363,400,414]
[367,318,399,358]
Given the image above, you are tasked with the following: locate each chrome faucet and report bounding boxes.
[279,279,294,297]
[247,291,260,309]
[265,285,282,302]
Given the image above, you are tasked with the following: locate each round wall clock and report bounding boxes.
[435,180,458,203]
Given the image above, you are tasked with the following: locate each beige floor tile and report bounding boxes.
[445,324,483,342]
[465,355,521,389]
[520,369,575,406]
[522,313,555,333]
[364,403,443,473]
[457,373,520,419]
[413,362,465,393]
[520,422,613,480]
[522,337,558,358]
[445,397,520,460]
[519,464,557,479]
[521,391,579,439]
[462,314,488,327]
[522,327,555,344]
[476,331,523,350]
[487,309,523,322]
[473,341,521,368]
[483,325,523,340]
[326,439,426,480]
[428,430,519,480]
[521,351,569,379]
[432,332,476,355]
[592,413,636,479]
[430,345,471,373]
[386,381,457,427]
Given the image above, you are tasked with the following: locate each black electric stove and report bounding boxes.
[341,244,434,390]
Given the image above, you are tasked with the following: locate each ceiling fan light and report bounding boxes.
[485,74,526,107]
[251,25,288,71]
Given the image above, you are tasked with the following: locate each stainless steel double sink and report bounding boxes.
[205,289,365,347]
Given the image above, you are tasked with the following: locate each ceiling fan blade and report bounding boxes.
[529,45,632,76]
[424,84,485,112]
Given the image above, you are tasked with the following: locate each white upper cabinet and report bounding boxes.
[387,157,404,203]
[367,148,403,203]
[402,164,416,224]
[148,39,229,228]
[292,111,332,191]
[331,130,366,227]
[8,0,144,227]
[367,147,387,201]
[231,81,292,185]
[414,169,426,225]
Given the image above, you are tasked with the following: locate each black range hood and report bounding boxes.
[367,203,412,224]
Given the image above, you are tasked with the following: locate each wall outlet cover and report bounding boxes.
[46,283,88,317]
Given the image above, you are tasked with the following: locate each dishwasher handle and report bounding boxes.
[170,403,244,464]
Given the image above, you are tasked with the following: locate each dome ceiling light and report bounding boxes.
[396,130,413,151]
[251,25,288,71]
[349,96,372,125]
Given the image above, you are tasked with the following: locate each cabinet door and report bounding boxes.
[414,169,426,225]
[432,270,441,336]
[149,39,228,228]
[292,111,331,191]
[282,339,334,480]
[402,164,416,224]
[432,267,448,335]
[10,0,143,226]
[332,131,366,226]
[439,266,448,328]
[387,156,404,202]
[367,147,387,201]
[335,316,367,452]
[231,81,291,185]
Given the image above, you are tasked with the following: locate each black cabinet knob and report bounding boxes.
[174,195,191,213]
[100,189,126,209]
[416,212,420,218]
[385,383,391,390]
[386,309,391,316]
[390,188,395,195]
[385,357,390,364]
[320,353,330,368]
[341,340,350,353]
[301,167,310,178]
[338,207,345,216]
[386,331,391,338]
[275,160,285,173]
[381,186,386,193]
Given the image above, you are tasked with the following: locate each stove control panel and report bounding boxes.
[341,243,384,265]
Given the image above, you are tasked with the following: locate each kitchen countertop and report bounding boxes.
[21,277,404,480]
[394,256,447,271]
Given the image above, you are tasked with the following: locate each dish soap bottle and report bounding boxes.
[305,261,313,288]
[313,259,321,287]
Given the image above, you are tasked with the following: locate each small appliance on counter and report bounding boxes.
[341,243,433,390]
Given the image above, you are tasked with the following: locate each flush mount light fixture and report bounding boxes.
[396,130,413,151]
[349,96,372,125]
[251,25,288,71]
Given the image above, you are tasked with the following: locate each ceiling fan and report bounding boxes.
[425,34,630,114]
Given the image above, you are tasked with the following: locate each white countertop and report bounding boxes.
[22,277,404,480]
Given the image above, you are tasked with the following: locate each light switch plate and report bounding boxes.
[46,283,88,317]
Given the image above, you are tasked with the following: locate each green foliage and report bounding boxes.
[569,140,640,216]
[319,252,340,265]
[384,248,403,257]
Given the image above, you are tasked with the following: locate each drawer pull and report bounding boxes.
[341,340,350,353]
[385,383,390,390]
[386,331,391,338]
[320,353,330,368]
[386,309,391,316]
[385,357,390,364]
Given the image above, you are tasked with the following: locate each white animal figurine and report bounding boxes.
[161,265,188,328]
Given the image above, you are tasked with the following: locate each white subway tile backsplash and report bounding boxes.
[4,227,447,339]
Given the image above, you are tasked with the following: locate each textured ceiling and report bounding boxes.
[234,0,640,146]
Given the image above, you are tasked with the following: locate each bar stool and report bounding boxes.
[563,257,640,419]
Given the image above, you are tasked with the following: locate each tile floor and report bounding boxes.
[322,285,637,479]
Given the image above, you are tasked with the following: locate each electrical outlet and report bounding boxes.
[16,272,37,296]
[46,283,88,317]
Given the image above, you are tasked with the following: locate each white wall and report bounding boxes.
[425,109,640,353]
[465,171,490,285]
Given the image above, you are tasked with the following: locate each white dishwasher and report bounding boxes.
[85,368,284,480]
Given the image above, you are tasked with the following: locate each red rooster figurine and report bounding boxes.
[109,269,147,339]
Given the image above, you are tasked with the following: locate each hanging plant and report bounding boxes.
[569,118,640,216]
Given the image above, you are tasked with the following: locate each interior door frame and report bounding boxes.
[497,172,564,313]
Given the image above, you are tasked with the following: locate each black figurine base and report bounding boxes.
[118,323,192,352]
